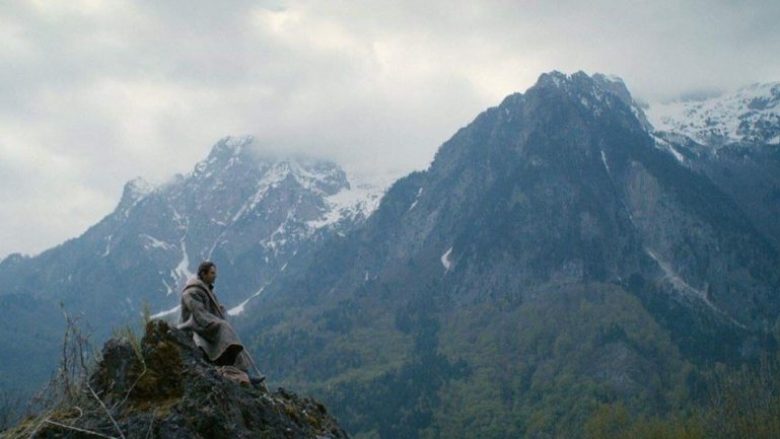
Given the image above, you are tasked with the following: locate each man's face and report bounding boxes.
[203,266,217,285]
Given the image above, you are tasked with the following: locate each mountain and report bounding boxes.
[647,82,780,147]
[0,136,384,392]
[2,320,348,438]
[4,70,780,437]
[646,84,780,252]
[239,71,780,437]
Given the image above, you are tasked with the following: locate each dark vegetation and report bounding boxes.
[2,297,780,438]
[585,353,780,439]
[245,280,780,438]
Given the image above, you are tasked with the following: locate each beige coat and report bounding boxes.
[178,278,250,371]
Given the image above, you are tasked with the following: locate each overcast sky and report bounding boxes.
[1,0,779,258]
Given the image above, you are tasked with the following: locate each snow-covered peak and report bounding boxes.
[222,157,350,228]
[193,135,255,176]
[243,157,349,196]
[304,168,395,231]
[191,137,348,195]
[305,177,386,230]
[285,158,349,196]
[646,82,780,146]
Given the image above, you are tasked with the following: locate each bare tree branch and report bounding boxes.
[43,418,119,439]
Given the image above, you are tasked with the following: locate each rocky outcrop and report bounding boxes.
[6,320,347,438]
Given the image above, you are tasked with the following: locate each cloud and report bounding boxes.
[1,0,779,257]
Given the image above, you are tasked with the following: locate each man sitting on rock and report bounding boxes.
[178,261,264,386]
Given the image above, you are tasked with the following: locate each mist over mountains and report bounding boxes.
[0,136,385,391]
[2,70,780,437]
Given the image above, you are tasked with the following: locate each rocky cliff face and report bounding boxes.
[252,70,779,334]
[4,320,347,438]
[240,71,780,437]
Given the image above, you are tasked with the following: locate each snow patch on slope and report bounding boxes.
[231,161,289,222]
[141,234,173,251]
[441,247,453,271]
[600,150,610,173]
[652,136,686,163]
[306,177,386,230]
[407,187,424,212]
[228,286,266,316]
[173,239,194,286]
[101,235,113,257]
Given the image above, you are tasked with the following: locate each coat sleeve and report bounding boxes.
[181,289,224,336]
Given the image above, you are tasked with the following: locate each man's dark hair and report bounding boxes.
[197,261,216,280]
